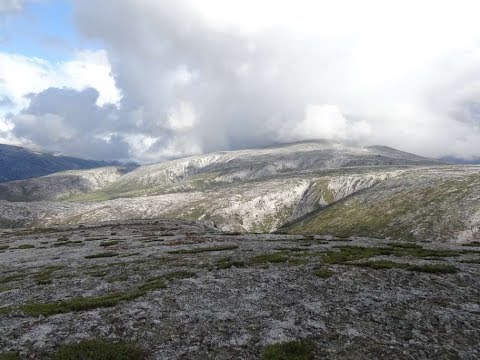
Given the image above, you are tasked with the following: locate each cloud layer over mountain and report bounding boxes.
[2,0,480,162]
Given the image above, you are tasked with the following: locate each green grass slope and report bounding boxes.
[286,167,480,242]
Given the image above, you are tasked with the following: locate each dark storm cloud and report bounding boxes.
[11,87,130,160]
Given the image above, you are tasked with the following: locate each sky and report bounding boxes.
[1,0,480,162]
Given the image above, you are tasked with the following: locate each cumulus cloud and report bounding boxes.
[0,50,120,112]
[10,87,130,160]
[3,0,480,161]
[71,0,480,160]
[167,102,196,132]
[0,49,122,151]
[287,105,372,143]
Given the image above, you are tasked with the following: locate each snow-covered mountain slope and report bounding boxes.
[0,167,404,232]
[2,165,480,243]
[0,140,435,202]
[3,140,478,243]
[56,140,439,201]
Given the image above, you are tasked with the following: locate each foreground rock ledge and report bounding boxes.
[0,220,479,359]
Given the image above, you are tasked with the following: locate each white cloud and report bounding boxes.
[69,0,480,160]
[284,104,371,144]
[0,49,122,151]
[3,0,480,161]
[167,102,196,131]
[55,50,122,106]
[295,105,349,141]
[0,49,120,113]
[15,113,74,142]
[9,87,130,160]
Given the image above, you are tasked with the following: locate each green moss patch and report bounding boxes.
[322,244,465,265]
[15,244,35,249]
[89,270,108,278]
[216,257,245,269]
[389,242,423,249]
[462,241,480,247]
[353,260,457,273]
[34,265,64,285]
[0,271,195,317]
[53,339,145,360]
[250,252,290,265]
[261,340,314,360]
[168,244,238,254]
[53,240,83,247]
[322,246,393,264]
[0,273,24,284]
[0,352,20,360]
[314,268,334,278]
[85,237,109,241]
[275,247,309,252]
[100,240,123,247]
[287,258,310,266]
[85,252,119,259]
[461,258,480,264]
[0,284,12,292]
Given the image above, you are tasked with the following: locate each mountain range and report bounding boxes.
[0,140,479,243]
[0,144,119,183]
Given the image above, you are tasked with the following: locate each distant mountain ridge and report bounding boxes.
[0,144,120,183]
[4,140,479,243]
[3,140,475,244]
[0,140,439,202]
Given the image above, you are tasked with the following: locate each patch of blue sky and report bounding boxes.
[0,0,101,62]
